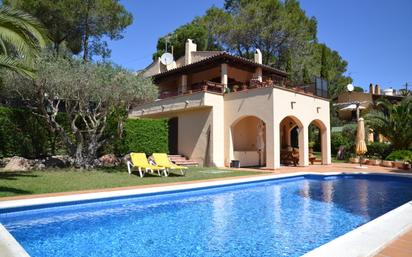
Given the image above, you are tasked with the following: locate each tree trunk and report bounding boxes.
[82,0,91,62]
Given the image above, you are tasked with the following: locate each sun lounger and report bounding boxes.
[152,153,188,176]
[127,153,167,178]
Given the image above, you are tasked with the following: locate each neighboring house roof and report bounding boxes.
[372,94,404,103]
[151,52,288,81]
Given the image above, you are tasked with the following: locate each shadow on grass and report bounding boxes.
[0,172,38,180]
[0,186,32,195]
[128,171,185,178]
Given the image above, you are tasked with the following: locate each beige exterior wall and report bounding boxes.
[224,87,275,167]
[272,87,331,167]
[130,87,331,169]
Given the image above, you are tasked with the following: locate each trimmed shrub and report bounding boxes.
[331,132,351,155]
[366,142,392,159]
[123,119,168,156]
[0,107,54,158]
[386,150,412,162]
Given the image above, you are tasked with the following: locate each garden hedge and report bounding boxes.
[366,142,392,160]
[386,150,412,162]
[122,118,169,156]
[0,107,53,158]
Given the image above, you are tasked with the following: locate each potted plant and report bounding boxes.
[381,160,393,167]
[233,85,239,92]
[360,157,369,164]
[349,155,359,164]
[384,150,412,169]
[403,162,411,170]
[393,160,404,169]
[367,158,381,166]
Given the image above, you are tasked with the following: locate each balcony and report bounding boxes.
[157,77,328,101]
[159,81,225,100]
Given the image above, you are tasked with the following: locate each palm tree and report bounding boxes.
[365,96,412,150]
[0,6,47,78]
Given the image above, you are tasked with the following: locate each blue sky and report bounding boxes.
[108,0,412,91]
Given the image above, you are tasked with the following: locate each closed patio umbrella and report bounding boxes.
[355,118,368,167]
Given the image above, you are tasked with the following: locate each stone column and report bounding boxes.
[221,63,228,88]
[266,121,279,169]
[255,67,263,82]
[299,125,309,166]
[181,74,188,94]
[322,127,332,164]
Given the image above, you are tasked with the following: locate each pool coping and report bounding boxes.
[1,171,412,257]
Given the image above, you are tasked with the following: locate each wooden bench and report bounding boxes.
[309,156,322,165]
[281,149,299,166]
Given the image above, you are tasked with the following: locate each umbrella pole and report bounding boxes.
[359,155,362,168]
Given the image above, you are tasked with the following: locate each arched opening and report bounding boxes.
[231,116,266,167]
[279,116,304,166]
[309,119,327,165]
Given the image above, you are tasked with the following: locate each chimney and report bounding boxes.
[375,84,381,95]
[254,49,262,64]
[185,39,197,65]
[369,83,375,95]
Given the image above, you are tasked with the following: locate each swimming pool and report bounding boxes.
[1,174,412,257]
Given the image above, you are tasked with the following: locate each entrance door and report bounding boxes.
[168,117,178,154]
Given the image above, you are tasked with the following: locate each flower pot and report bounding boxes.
[350,157,359,164]
[381,160,393,167]
[393,161,404,169]
[367,159,381,166]
[360,158,369,164]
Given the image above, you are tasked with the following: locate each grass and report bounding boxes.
[332,156,349,163]
[0,167,267,198]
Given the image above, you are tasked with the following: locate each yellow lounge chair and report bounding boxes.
[152,153,188,176]
[127,153,166,178]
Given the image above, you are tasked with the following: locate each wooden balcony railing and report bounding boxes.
[189,81,225,94]
[158,77,328,100]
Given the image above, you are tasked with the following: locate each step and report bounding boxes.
[169,155,188,161]
[172,161,199,167]
[168,154,199,167]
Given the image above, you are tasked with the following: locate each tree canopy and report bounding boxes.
[2,54,157,167]
[153,0,352,98]
[5,0,133,61]
[365,97,412,150]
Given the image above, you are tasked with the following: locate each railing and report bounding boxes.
[282,77,329,98]
[189,81,225,94]
[158,77,329,100]
[158,81,225,99]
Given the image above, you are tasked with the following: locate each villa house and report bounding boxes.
[335,84,404,143]
[130,39,331,169]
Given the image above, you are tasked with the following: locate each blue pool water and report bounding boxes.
[1,174,412,257]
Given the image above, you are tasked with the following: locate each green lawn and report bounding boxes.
[0,167,267,198]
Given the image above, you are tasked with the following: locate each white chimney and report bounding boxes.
[185,39,197,65]
[254,49,262,64]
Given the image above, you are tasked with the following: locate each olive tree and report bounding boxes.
[3,55,157,167]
